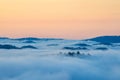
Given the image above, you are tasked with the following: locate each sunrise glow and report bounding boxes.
[0,0,120,39]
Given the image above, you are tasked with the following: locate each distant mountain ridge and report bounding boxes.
[0,37,63,41]
[0,37,10,40]
[0,36,120,43]
[88,36,120,43]
[15,37,63,41]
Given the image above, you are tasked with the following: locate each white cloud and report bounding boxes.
[0,51,120,80]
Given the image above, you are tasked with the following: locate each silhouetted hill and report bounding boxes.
[23,40,36,43]
[21,45,37,49]
[95,47,108,50]
[0,44,20,49]
[74,43,91,47]
[0,44,37,49]
[0,37,9,40]
[63,47,88,50]
[88,36,120,43]
[15,37,41,41]
[14,37,63,41]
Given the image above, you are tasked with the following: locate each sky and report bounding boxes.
[0,0,120,39]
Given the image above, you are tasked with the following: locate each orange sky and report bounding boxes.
[0,0,120,39]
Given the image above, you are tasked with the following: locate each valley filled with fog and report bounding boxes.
[0,36,120,80]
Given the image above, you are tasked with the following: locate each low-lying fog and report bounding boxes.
[0,49,120,80]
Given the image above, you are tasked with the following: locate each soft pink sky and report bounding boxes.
[0,0,120,39]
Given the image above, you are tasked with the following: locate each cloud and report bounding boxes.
[0,51,120,80]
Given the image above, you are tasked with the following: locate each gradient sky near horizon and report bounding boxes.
[0,0,120,39]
